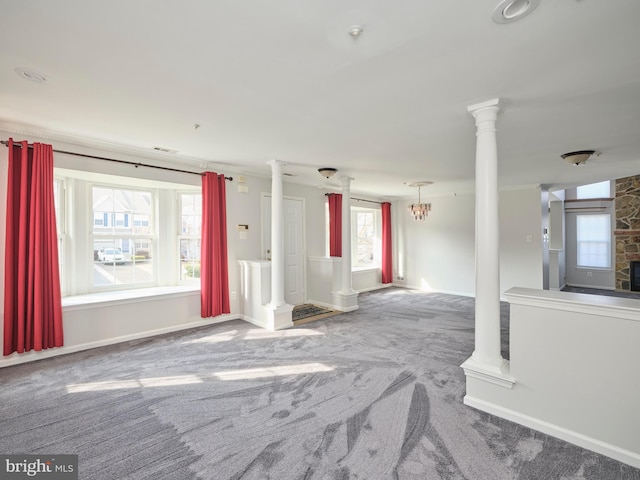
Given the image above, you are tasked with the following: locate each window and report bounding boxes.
[179,193,202,281]
[576,181,611,199]
[54,178,65,289]
[351,206,381,268]
[576,214,611,268]
[91,186,155,288]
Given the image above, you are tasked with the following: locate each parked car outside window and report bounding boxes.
[97,248,126,264]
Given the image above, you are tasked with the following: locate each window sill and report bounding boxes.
[352,266,381,273]
[62,285,200,311]
[575,267,613,272]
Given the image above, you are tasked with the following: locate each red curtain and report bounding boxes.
[381,202,393,284]
[200,172,230,317]
[3,139,63,356]
[328,193,342,257]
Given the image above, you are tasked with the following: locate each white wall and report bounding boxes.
[499,186,545,293]
[400,193,476,295]
[399,186,544,297]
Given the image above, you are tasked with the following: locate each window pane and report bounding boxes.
[53,179,65,289]
[576,181,610,199]
[93,239,154,287]
[93,187,152,235]
[356,211,374,265]
[577,214,611,268]
[53,180,62,233]
[181,193,202,236]
[180,238,201,280]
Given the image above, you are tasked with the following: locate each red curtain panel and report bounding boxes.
[381,202,393,284]
[3,139,64,355]
[200,172,230,317]
[328,193,342,257]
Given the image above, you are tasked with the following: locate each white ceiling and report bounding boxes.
[1,0,640,198]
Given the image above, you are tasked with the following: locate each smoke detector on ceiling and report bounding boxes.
[348,25,364,39]
[561,150,596,166]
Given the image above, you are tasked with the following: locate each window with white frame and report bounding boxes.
[178,192,202,281]
[576,180,611,199]
[351,206,381,268]
[576,213,611,268]
[53,178,65,290]
[91,185,155,288]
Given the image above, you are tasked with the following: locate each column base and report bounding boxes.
[461,355,515,389]
[331,291,359,312]
[264,303,294,331]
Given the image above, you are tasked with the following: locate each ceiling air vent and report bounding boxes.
[152,146,178,154]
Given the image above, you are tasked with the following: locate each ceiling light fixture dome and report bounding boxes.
[492,0,540,24]
[561,150,596,166]
[318,167,337,178]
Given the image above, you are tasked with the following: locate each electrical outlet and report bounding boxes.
[587,272,593,277]
[231,291,237,299]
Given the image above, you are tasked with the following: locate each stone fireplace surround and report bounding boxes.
[614,175,640,291]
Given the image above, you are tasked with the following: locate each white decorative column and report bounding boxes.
[461,99,514,388]
[265,159,293,330]
[332,176,359,311]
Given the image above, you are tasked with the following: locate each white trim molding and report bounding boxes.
[461,357,516,389]
[464,396,640,469]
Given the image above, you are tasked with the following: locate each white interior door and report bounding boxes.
[262,195,305,305]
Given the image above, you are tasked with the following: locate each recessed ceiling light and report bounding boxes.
[492,0,540,24]
[15,67,47,83]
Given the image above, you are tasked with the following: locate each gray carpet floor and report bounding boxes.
[1,287,638,479]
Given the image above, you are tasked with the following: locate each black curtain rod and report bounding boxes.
[1,140,232,181]
[325,192,382,205]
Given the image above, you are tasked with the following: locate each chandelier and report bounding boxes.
[407,182,433,221]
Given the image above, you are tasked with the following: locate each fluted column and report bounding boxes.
[340,176,354,294]
[268,159,286,308]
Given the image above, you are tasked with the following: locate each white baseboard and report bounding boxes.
[463,395,640,469]
[402,284,476,298]
[0,314,237,369]
[357,283,393,293]
[239,314,269,330]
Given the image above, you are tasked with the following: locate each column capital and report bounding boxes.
[267,159,286,172]
[340,176,354,188]
[467,98,501,119]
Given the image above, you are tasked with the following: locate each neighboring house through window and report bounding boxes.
[179,192,202,281]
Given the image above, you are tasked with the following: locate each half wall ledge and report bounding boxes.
[466,286,640,469]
